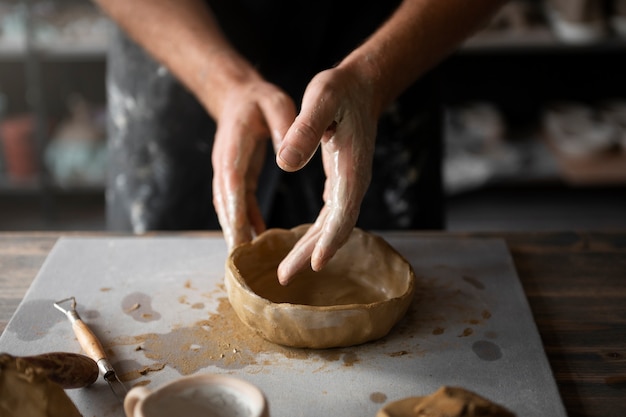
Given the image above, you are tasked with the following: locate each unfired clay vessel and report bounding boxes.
[124,373,269,417]
[0,353,82,417]
[225,225,416,348]
[376,386,516,417]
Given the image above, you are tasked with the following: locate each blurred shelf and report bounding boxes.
[445,182,626,232]
[0,175,41,193]
[0,42,27,59]
[444,122,626,196]
[460,31,626,55]
[0,191,105,231]
[545,146,626,186]
[0,40,107,60]
[444,133,563,196]
[0,174,104,194]
[5,31,624,60]
[33,42,107,60]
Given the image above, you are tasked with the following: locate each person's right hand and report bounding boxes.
[275,66,380,285]
[211,77,296,250]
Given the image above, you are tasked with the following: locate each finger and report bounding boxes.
[311,205,357,272]
[276,84,337,172]
[212,123,255,248]
[213,176,250,248]
[257,90,297,153]
[276,217,326,285]
[246,190,266,237]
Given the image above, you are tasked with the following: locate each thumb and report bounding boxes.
[277,89,336,172]
[276,121,320,172]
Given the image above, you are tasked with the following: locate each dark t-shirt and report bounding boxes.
[207,0,401,98]
[105,1,443,233]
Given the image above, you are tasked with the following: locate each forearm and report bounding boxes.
[92,0,260,119]
[339,0,505,116]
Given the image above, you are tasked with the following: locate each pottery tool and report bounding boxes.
[53,296,128,402]
[0,352,99,389]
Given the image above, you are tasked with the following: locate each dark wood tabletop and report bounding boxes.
[1,231,625,417]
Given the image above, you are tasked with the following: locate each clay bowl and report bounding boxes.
[225,224,416,349]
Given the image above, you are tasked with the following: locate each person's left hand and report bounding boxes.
[275,66,380,285]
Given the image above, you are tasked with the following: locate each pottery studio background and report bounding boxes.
[1,0,625,232]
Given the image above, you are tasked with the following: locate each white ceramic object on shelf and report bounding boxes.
[543,101,616,157]
[599,99,626,151]
[545,0,608,43]
[610,0,626,37]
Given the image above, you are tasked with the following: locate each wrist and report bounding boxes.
[194,49,262,120]
[336,52,386,119]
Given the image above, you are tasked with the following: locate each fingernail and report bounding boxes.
[277,265,292,286]
[311,252,326,272]
[278,146,303,168]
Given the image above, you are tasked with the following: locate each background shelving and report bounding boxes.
[441,0,626,195]
[0,0,625,230]
[0,0,108,208]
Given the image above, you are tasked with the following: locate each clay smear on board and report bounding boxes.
[121,292,161,322]
[112,273,493,380]
[113,293,366,377]
[392,275,492,341]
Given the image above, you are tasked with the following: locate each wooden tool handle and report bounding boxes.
[72,319,107,363]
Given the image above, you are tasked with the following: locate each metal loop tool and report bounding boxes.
[54,296,128,403]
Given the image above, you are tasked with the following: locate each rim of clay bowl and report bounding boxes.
[226,225,416,311]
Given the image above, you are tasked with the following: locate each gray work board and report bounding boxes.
[0,235,566,417]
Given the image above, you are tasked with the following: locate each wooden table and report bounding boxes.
[1,231,625,417]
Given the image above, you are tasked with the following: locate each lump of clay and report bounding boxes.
[4,352,98,389]
[377,386,516,417]
[0,353,82,417]
[225,224,416,348]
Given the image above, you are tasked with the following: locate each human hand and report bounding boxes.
[212,79,296,249]
[275,67,379,285]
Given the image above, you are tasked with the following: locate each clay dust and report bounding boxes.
[111,273,493,382]
[112,285,367,379]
